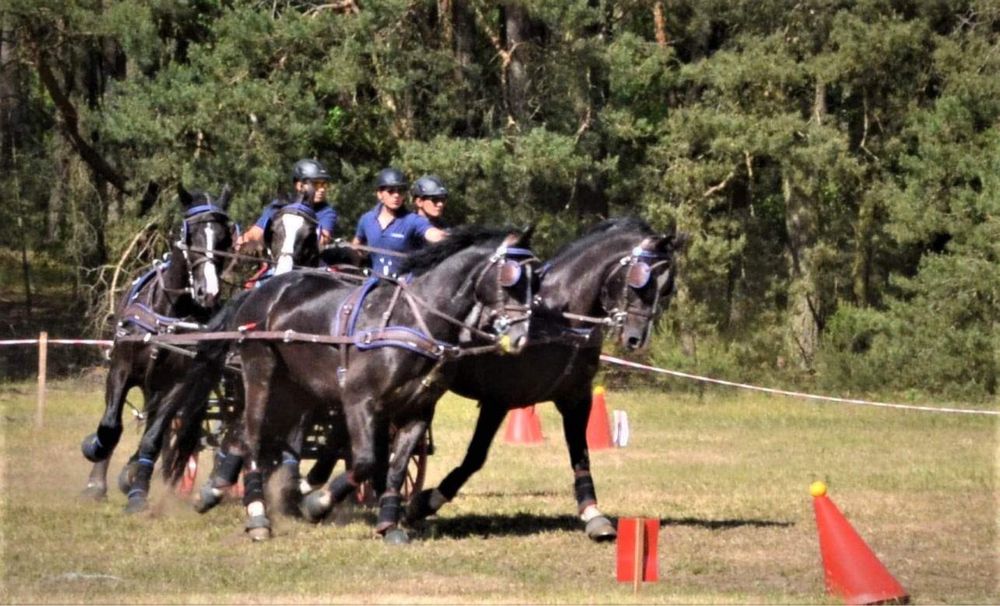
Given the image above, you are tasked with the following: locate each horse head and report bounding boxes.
[177,183,234,308]
[603,230,687,350]
[401,226,540,355]
[266,202,320,274]
[471,228,539,353]
[536,218,687,352]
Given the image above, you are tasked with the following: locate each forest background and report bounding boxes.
[1,0,998,400]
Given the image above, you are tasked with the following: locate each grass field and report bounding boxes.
[1,373,996,604]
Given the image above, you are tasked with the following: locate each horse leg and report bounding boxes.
[240,343,277,541]
[406,401,508,524]
[80,356,132,499]
[302,398,375,523]
[303,443,338,493]
[123,390,174,514]
[304,416,350,492]
[557,393,616,542]
[195,439,244,514]
[378,419,428,544]
[277,421,307,517]
[196,393,246,513]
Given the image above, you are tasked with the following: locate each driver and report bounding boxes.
[352,167,447,276]
[236,158,337,252]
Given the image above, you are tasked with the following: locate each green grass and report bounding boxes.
[1,377,996,604]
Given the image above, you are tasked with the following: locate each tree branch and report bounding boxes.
[702,170,735,199]
[33,49,129,194]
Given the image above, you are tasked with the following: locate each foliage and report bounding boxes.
[2,0,998,397]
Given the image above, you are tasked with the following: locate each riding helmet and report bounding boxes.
[411,174,448,198]
[292,158,332,183]
[375,167,408,189]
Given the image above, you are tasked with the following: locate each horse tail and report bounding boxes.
[161,290,251,484]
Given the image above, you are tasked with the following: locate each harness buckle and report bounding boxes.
[283,329,294,343]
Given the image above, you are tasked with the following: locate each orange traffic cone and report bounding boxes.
[504,405,544,444]
[177,453,198,496]
[811,482,909,605]
[586,386,613,450]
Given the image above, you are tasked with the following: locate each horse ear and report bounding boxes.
[217,184,233,209]
[518,223,535,248]
[664,231,691,254]
[178,183,193,209]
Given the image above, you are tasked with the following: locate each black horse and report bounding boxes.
[80,184,234,502]
[162,227,537,541]
[265,201,321,274]
[402,218,686,541]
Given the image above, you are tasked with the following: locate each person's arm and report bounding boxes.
[424,226,448,243]
[318,230,333,248]
[236,225,264,252]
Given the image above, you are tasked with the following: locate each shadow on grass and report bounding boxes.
[418,512,793,539]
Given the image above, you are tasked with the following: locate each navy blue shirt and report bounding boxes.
[354,204,432,276]
[254,200,337,235]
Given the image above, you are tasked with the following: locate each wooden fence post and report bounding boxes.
[36,331,47,428]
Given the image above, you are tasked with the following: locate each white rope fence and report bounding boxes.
[3,335,996,421]
[601,354,999,417]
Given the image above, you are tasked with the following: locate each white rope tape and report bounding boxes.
[600,354,1000,417]
[1,338,994,416]
[0,339,113,347]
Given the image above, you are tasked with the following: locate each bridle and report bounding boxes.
[558,240,671,335]
[600,244,672,331]
[266,202,319,272]
[172,203,234,300]
[475,245,539,336]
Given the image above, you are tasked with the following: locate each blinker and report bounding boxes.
[626,261,652,289]
[499,259,522,288]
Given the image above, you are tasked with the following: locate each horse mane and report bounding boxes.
[399,225,512,276]
[549,217,653,261]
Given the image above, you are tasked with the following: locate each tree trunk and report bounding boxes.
[851,192,876,305]
[0,17,24,170]
[503,2,530,127]
[783,174,820,370]
[653,2,668,48]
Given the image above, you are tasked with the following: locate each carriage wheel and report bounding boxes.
[353,430,429,506]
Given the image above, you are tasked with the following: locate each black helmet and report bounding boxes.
[412,174,448,198]
[292,158,332,183]
[375,167,408,189]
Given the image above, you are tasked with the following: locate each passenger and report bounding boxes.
[411,174,449,230]
[352,167,447,277]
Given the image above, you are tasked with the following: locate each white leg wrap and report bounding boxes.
[581,504,603,522]
[247,501,265,517]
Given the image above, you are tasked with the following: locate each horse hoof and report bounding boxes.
[247,527,271,542]
[195,483,223,514]
[117,462,137,495]
[585,516,617,542]
[81,483,107,501]
[246,515,272,542]
[383,528,410,545]
[301,490,332,523]
[404,490,433,524]
[81,434,107,463]
[124,495,148,514]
